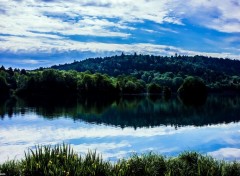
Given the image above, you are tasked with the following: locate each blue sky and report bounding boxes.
[0,0,240,69]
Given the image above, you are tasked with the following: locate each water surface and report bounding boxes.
[1,95,240,163]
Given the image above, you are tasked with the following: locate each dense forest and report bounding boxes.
[52,54,240,92]
[0,66,148,98]
[1,54,240,100]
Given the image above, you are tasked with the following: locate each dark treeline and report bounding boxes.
[1,54,240,100]
[51,54,240,92]
[0,66,170,98]
[0,67,148,97]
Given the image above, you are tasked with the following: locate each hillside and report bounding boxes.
[51,54,240,91]
[1,54,240,100]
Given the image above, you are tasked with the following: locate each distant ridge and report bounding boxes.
[49,54,240,92]
[1,54,240,98]
[50,55,239,86]
[51,54,240,77]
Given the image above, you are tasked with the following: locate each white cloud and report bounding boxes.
[0,58,49,65]
[208,148,240,160]
[1,0,239,40]
[0,0,177,40]
[158,27,179,34]
[20,59,46,64]
[0,1,131,38]
[0,0,240,60]
[1,34,240,60]
[173,0,240,33]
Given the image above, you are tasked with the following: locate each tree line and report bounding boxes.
[1,53,240,100]
[0,65,206,101]
[0,67,147,97]
[51,54,240,92]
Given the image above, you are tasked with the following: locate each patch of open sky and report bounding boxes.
[178,19,240,54]
[0,51,122,69]
[134,19,240,54]
[39,0,57,2]
[26,30,64,38]
[0,8,6,14]
[43,12,82,23]
[81,2,111,7]
[0,33,25,37]
[69,34,131,44]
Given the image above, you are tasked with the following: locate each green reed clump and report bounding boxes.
[165,151,240,176]
[22,143,80,175]
[0,160,21,176]
[0,144,239,176]
[112,153,167,176]
[20,143,111,176]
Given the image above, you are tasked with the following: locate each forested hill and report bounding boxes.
[52,54,240,77]
[1,54,240,99]
[51,54,240,91]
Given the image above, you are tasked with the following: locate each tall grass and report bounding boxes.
[0,144,239,176]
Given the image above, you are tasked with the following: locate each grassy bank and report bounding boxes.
[0,144,239,176]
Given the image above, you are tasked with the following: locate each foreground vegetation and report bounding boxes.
[0,144,239,176]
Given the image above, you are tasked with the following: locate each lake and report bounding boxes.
[1,94,240,163]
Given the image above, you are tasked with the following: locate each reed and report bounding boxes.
[0,144,239,176]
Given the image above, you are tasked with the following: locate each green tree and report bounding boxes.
[0,76,10,95]
[178,76,207,105]
[147,83,162,94]
[124,81,137,94]
[172,77,184,91]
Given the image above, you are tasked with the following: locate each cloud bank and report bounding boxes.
[0,0,240,68]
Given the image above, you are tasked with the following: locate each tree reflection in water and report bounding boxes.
[1,94,240,128]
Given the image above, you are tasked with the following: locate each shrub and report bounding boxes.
[147,83,162,94]
[178,76,207,105]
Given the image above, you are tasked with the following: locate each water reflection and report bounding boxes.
[1,95,240,128]
[1,95,240,163]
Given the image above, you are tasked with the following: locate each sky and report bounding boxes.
[0,0,240,69]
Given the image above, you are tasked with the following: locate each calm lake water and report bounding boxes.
[1,94,240,163]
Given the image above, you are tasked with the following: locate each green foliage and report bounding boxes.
[0,144,239,176]
[172,77,184,91]
[178,76,207,97]
[178,76,207,105]
[0,160,21,176]
[51,54,240,92]
[77,72,117,94]
[116,76,146,94]
[113,153,167,176]
[0,76,10,95]
[9,144,111,176]
[2,54,240,97]
[12,69,147,96]
[147,83,162,94]
[15,70,117,96]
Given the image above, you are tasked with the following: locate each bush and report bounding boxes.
[147,83,162,94]
[0,76,10,96]
[178,76,207,105]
